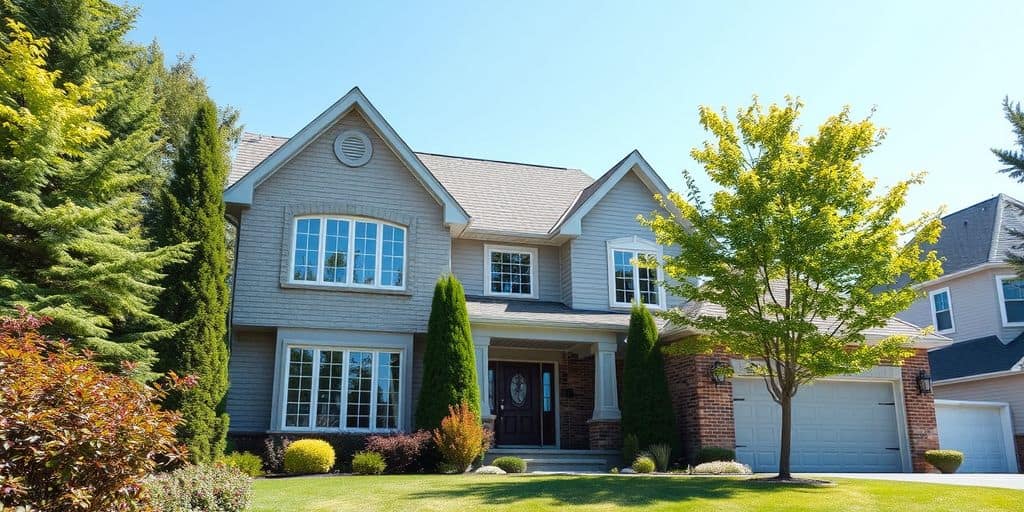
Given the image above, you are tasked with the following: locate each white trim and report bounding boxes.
[224,87,470,226]
[911,262,1008,290]
[606,236,666,310]
[288,215,407,291]
[995,274,1024,327]
[934,399,1019,473]
[482,244,539,299]
[928,287,956,334]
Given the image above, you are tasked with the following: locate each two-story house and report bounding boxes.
[223,88,947,473]
[897,194,1024,473]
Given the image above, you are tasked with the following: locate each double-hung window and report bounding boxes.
[607,237,663,309]
[997,275,1024,326]
[928,287,954,333]
[283,346,402,431]
[483,245,538,298]
[290,216,405,289]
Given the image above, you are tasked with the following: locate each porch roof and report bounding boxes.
[465,298,642,331]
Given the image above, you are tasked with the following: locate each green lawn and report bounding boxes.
[249,474,1023,512]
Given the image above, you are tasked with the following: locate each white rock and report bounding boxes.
[475,465,507,475]
[620,468,636,474]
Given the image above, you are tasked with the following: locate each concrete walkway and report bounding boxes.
[805,473,1024,490]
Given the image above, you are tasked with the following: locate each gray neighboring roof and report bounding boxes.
[926,194,1024,275]
[929,334,1024,381]
[464,298,635,330]
[229,132,287,186]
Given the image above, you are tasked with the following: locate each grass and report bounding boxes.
[249,474,1023,511]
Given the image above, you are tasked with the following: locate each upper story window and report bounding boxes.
[483,245,538,298]
[997,275,1024,326]
[607,236,664,309]
[291,216,405,290]
[929,287,954,333]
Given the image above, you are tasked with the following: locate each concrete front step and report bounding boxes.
[484,449,619,473]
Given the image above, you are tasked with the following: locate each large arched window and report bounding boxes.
[290,216,406,290]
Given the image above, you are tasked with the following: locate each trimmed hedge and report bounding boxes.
[253,433,368,473]
[283,439,335,475]
[218,451,264,477]
[365,431,431,474]
[352,451,387,475]
[691,461,752,475]
[632,456,656,474]
[492,456,527,474]
[925,450,964,474]
[697,446,735,464]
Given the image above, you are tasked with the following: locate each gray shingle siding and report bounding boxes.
[231,111,450,333]
[226,329,276,432]
[451,238,561,301]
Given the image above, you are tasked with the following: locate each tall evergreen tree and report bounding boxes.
[415,275,480,430]
[621,302,677,453]
[152,100,231,462]
[992,97,1024,271]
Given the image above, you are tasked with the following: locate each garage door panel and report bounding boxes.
[935,402,1012,473]
[733,379,903,473]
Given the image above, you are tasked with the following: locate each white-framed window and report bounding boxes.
[483,245,538,298]
[996,275,1024,327]
[290,216,405,290]
[282,345,403,432]
[928,287,954,333]
[607,236,664,309]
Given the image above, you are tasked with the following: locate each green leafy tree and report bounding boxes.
[992,97,1024,270]
[152,100,231,462]
[415,275,480,430]
[0,18,186,376]
[621,302,677,454]
[642,98,943,479]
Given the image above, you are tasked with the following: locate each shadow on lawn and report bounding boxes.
[409,475,828,507]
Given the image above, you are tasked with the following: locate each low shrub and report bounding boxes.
[352,451,387,475]
[632,455,656,474]
[691,461,752,475]
[365,430,432,474]
[218,451,264,477]
[433,402,490,473]
[283,439,335,475]
[622,434,639,467]
[262,433,369,473]
[696,446,735,464]
[491,456,527,474]
[648,443,671,472]
[147,464,253,512]
[925,450,964,474]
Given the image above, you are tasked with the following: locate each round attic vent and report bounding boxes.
[334,130,372,167]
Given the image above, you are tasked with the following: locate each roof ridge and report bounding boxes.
[990,193,1006,261]
[940,195,1001,221]
[241,131,288,139]
[414,151,583,172]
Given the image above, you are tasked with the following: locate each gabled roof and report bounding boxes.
[929,333,1024,381]
[229,133,287,186]
[925,194,1024,275]
[223,87,470,226]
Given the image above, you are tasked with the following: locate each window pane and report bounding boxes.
[542,371,552,412]
[932,291,949,312]
[614,250,635,304]
[637,253,659,305]
[285,348,314,427]
[1003,279,1024,301]
[315,350,345,427]
[323,219,349,283]
[293,219,320,281]
[1007,300,1024,323]
[346,351,373,428]
[375,352,401,429]
[935,310,953,332]
[353,222,377,285]
[381,225,405,287]
[489,250,532,295]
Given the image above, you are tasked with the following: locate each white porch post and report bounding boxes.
[591,341,621,420]
[473,336,494,420]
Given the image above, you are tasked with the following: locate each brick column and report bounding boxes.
[900,349,940,473]
[1016,435,1024,474]
[664,351,735,465]
[588,420,622,450]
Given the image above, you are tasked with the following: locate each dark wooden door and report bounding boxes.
[493,362,541,445]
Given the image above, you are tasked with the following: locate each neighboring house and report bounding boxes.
[896,194,1024,472]
[223,87,947,473]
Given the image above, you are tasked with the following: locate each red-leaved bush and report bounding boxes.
[0,309,188,511]
[432,402,493,473]
[365,430,432,474]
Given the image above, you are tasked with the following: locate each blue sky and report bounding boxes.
[128,0,1023,219]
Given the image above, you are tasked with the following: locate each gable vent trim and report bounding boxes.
[334,129,372,167]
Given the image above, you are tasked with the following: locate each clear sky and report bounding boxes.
[128,0,1023,219]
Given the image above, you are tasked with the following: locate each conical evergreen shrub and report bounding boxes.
[621,302,678,453]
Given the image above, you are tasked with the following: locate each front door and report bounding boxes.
[492,362,541,446]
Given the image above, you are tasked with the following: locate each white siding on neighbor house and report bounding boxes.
[450,239,561,301]
[936,373,1024,434]
[898,266,1024,343]
[570,171,682,311]
[226,329,276,432]
[231,110,450,333]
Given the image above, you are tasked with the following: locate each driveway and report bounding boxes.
[805,473,1024,490]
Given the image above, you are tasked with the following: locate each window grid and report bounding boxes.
[613,250,635,304]
[1002,278,1024,324]
[381,225,404,287]
[292,219,321,281]
[346,351,373,429]
[353,222,378,285]
[931,290,953,332]
[315,350,345,427]
[285,348,314,427]
[542,371,552,412]
[291,217,405,289]
[323,220,350,283]
[375,353,401,429]
[489,250,532,296]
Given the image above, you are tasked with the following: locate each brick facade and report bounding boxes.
[663,351,735,464]
[900,349,941,473]
[559,352,594,449]
[1016,435,1024,473]
[587,420,622,450]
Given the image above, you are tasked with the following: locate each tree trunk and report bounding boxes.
[778,395,792,479]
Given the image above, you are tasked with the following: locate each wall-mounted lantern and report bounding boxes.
[709,361,731,386]
[915,370,933,395]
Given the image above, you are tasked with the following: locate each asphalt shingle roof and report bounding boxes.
[928,333,1024,381]
[229,132,288,186]
[464,297,636,330]
[925,193,1024,275]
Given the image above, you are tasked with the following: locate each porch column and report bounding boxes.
[591,342,620,421]
[473,336,494,423]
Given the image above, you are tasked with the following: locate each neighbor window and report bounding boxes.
[290,216,405,289]
[283,346,402,431]
[997,276,1024,326]
[484,245,538,298]
[607,237,663,308]
[929,288,954,333]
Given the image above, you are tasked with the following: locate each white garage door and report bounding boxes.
[935,400,1016,473]
[733,378,903,472]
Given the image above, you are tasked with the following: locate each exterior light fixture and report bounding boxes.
[915,370,933,395]
[709,361,730,386]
